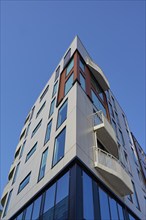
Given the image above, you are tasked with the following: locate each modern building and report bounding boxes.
[1,36,146,220]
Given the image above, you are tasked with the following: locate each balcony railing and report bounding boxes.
[93,146,133,196]
[93,111,118,158]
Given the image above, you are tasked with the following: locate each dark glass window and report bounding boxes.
[109,197,119,220]
[16,212,23,220]
[83,172,94,220]
[80,73,86,91]
[66,58,74,76]
[29,106,35,121]
[117,204,125,220]
[40,85,49,102]
[128,213,136,220]
[119,129,125,146]
[109,102,114,118]
[57,100,68,129]
[19,141,26,159]
[19,129,26,141]
[112,119,118,138]
[12,162,20,184]
[64,49,71,66]
[53,128,66,166]
[54,172,69,220]
[49,98,56,117]
[36,101,46,118]
[55,66,60,81]
[26,142,37,162]
[52,81,58,98]
[3,190,13,217]
[31,196,42,220]
[24,204,33,220]
[91,75,104,101]
[18,173,31,193]
[25,122,31,138]
[44,120,52,144]
[43,183,56,220]
[38,148,48,181]
[132,181,140,210]
[91,89,106,116]
[64,73,73,95]
[112,96,117,110]
[115,112,120,126]
[31,120,42,138]
[79,60,85,72]
[99,188,110,220]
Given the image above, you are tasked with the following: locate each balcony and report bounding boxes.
[93,147,133,196]
[86,58,110,91]
[93,111,118,158]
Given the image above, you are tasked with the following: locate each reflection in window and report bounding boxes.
[52,81,58,97]
[80,73,86,91]
[44,120,52,144]
[53,128,66,166]
[38,148,48,181]
[109,197,118,220]
[31,196,42,220]
[57,100,68,129]
[54,172,69,219]
[64,74,73,95]
[64,49,71,66]
[91,90,106,116]
[128,213,135,220]
[132,181,140,210]
[18,173,31,193]
[49,98,56,118]
[43,183,56,220]
[99,188,110,220]
[3,190,13,217]
[79,60,85,72]
[24,204,33,220]
[66,58,74,76]
[83,172,94,220]
[16,212,23,220]
[117,204,125,220]
[91,75,104,101]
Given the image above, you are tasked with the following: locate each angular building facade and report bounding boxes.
[1,36,146,220]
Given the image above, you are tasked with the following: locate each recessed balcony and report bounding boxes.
[93,147,133,196]
[93,111,118,158]
[86,58,110,91]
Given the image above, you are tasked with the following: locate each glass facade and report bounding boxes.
[80,73,86,91]
[99,188,110,220]
[79,59,85,72]
[31,196,42,220]
[66,58,74,76]
[57,100,68,129]
[64,74,73,95]
[25,142,37,162]
[52,128,66,166]
[55,66,60,81]
[49,98,56,117]
[3,189,13,217]
[38,148,48,181]
[44,120,52,144]
[52,81,58,97]
[91,89,106,116]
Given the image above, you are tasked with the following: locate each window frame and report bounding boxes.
[31,119,42,138]
[18,172,31,193]
[49,98,56,118]
[56,99,68,130]
[44,119,52,145]
[25,142,37,162]
[38,148,48,182]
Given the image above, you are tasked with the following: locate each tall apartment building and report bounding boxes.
[1,36,146,220]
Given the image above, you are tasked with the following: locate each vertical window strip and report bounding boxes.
[12,163,20,184]
[3,190,13,217]
[38,148,48,181]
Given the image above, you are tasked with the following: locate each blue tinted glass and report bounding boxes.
[79,60,85,72]
[128,214,135,220]
[54,172,69,220]
[64,74,73,95]
[66,58,74,75]
[44,120,52,144]
[19,141,26,158]
[25,122,31,138]
[19,173,30,193]
[12,163,20,184]
[117,204,125,220]
[53,128,66,166]
[38,149,48,181]
[49,98,56,117]
[99,188,110,220]
[3,190,13,217]
[36,101,46,118]
[52,81,58,97]
[109,197,118,220]
[31,196,42,220]
[16,212,23,220]
[91,90,106,116]
[83,172,94,220]
[43,183,56,220]
[80,73,86,91]
[26,142,37,162]
[24,204,33,220]
[57,100,68,128]
[32,120,42,137]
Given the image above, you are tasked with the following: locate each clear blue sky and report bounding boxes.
[1,1,145,198]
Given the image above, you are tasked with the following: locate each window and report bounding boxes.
[66,58,74,76]
[119,129,125,146]
[31,119,42,138]
[26,142,37,162]
[117,204,125,220]
[109,102,114,118]
[24,204,33,220]
[31,196,42,220]
[36,101,46,118]
[15,147,21,159]
[91,90,106,116]
[83,172,94,219]
[54,172,69,219]
[40,85,49,102]
[19,141,26,159]
[57,100,68,129]
[122,113,128,128]
[80,73,86,91]
[16,212,23,220]
[53,128,66,166]
[91,75,104,101]
[64,48,71,66]
[49,98,56,117]
[128,213,136,220]
[64,73,73,95]
[18,173,31,193]
[124,151,132,173]
[29,106,35,121]
[25,122,31,138]
[3,190,13,217]
[109,197,119,220]
[38,148,48,181]
[24,114,30,125]
[112,96,117,110]
[52,81,58,97]
[99,188,110,220]
[131,181,140,210]
[44,120,52,144]
[115,112,120,126]
[19,129,26,141]
[12,163,20,184]
[112,120,118,138]
[79,59,85,72]
[55,66,60,81]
